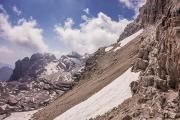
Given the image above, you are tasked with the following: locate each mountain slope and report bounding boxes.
[34,0,180,120]
[54,68,140,120]
[32,28,144,120]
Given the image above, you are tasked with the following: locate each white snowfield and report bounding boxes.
[54,68,140,120]
[113,29,144,52]
[4,110,38,120]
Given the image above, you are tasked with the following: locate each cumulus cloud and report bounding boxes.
[0,45,34,65]
[0,45,15,64]
[54,12,131,54]
[64,18,74,28]
[0,45,13,54]
[12,5,22,16]
[0,5,50,65]
[0,10,48,52]
[119,0,146,18]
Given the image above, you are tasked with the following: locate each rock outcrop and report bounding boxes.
[94,0,180,120]
[131,1,180,118]
[126,0,180,119]
[0,52,87,118]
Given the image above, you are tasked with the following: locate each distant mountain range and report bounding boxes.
[0,63,13,81]
[0,52,88,115]
[0,63,13,69]
[0,66,13,81]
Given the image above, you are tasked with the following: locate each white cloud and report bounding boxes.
[0,11,48,52]
[83,8,89,14]
[12,5,22,16]
[64,18,74,28]
[50,50,68,58]
[54,12,131,54]
[119,0,146,18]
[0,46,13,54]
[0,45,33,65]
[0,5,49,65]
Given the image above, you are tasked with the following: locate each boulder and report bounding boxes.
[7,96,18,106]
[130,81,139,95]
[133,58,149,71]
[141,76,155,87]
[138,48,149,60]
[154,78,168,91]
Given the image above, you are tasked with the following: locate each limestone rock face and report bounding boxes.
[137,0,169,25]
[128,0,180,119]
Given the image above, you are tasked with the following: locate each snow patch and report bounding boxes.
[105,46,113,52]
[113,46,121,52]
[4,110,38,120]
[119,29,143,48]
[42,61,60,76]
[54,68,140,120]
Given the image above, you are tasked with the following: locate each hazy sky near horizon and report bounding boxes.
[0,0,145,65]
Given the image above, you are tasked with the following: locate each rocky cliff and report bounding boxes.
[130,0,180,119]
[95,0,180,120]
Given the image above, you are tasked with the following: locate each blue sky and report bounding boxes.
[0,0,145,65]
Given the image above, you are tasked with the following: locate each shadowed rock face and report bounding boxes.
[9,53,56,81]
